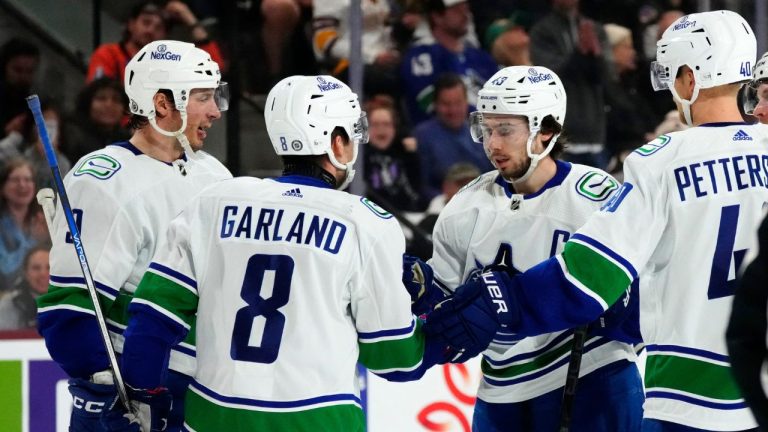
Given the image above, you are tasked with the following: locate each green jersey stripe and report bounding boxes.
[481,338,573,379]
[645,353,742,401]
[358,320,426,371]
[134,272,198,328]
[37,285,112,312]
[562,241,631,305]
[185,387,364,432]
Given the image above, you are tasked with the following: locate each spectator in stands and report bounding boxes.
[603,24,656,168]
[363,98,422,212]
[87,1,224,83]
[407,162,480,260]
[0,38,40,140]
[413,73,492,200]
[0,159,48,292]
[23,102,72,189]
[530,0,611,168]
[261,0,312,85]
[313,0,400,99]
[62,78,130,163]
[400,0,498,125]
[483,12,533,67]
[0,246,49,330]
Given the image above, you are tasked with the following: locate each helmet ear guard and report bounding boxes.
[264,75,368,189]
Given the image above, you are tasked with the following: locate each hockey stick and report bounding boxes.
[27,95,132,411]
[558,324,589,432]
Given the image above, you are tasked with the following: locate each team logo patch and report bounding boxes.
[634,134,671,157]
[575,171,618,201]
[291,140,303,151]
[74,155,121,180]
[360,197,392,219]
[601,182,634,212]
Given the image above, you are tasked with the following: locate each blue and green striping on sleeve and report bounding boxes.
[358,319,425,372]
[132,267,199,330]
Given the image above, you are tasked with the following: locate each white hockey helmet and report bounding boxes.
[650,10,756,125]
[124,40,228,155]
[743,51,768,115]
[470,65,566,182]
[265,75,368,189]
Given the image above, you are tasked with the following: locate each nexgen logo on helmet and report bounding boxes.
[150,44,182,61]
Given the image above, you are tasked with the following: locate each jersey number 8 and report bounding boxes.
[230,254,294,363]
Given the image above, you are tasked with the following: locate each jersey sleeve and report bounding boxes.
[502,156,662,336]
[429,204,476,291]
[36,176,138,378]
[351,216,445,380]
[122,201,200,389]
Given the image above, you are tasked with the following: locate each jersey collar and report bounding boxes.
[495,160,572,199]
[109,141,188,165]
[698,122,751,127]
[274,175,334,189]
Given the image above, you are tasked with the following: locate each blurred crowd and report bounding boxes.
[0,0,708,331]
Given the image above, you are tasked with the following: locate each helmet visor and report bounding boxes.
[743,79,768,115]
[351,112,369,146]
[650,61,673,91]
[469,111,484,143]
[215,82,230,112]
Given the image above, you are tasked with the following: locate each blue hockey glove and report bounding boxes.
[423,270,519,362]
[588,281,642,344]
[102,386,172,432]
[69,373,119,431]
[403,254,447,316]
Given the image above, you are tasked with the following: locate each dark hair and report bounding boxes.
[121,1,169,43]
[22,97,60,143]
[433,73,467,103]
[540,115,567,159]
[0,38,40,80]
[23,244,49,272]
[76,78,128,118]
[0,158,40,228]
[127,89,175,130]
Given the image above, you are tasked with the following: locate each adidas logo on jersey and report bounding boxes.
[733,129,753,141]
[282,188,303,198]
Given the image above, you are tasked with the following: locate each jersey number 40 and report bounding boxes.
[230,254,294,363]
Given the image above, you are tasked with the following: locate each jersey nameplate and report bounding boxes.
[634,134,671,157]
[360,197,393,219]
[73,155,122,180]
[575,172,618,201]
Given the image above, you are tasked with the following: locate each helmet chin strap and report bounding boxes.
[668,83,700,127]
[506,129,560,185]
[327,143,359,190]
[148,111,198,160]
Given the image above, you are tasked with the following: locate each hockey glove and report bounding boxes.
[423,270,519,362]
[69,372,119,431]
[102,386,172,432]
[403,254,447,316]
[588,281,642,344]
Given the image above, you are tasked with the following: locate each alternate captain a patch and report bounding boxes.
[575,171,618,202]
[74,154,122,180]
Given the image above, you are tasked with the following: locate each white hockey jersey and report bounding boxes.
[430,160,637,403]
[131,176,428,430]
[39,142,231,376]
[559,123,768,430]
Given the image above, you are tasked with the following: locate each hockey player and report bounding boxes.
[726,52,768,430]
[36,40,231,430]
[424,10,764,431]
[115,75,453,431]
[407,65,643,431]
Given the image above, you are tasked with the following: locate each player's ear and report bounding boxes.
[330,134,346,159]
[153,92,172,118]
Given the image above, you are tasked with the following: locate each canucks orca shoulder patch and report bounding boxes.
[360,197,393,219]
[634,134,671,157]
[575,171,618,202]
[74,154,122,180]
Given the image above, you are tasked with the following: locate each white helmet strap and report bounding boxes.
[667,67,701,127]
[326,143,358,190]
[506,127,560,184]
[147,111,198,160]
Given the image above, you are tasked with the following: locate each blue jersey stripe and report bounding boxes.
[149,262,198,291]
[483,338,612,386]
[358,319,415,340]
[646,344,730,363]
[191,381,361,408]
[49,275,120,298]
[570,234,638,279]
[646,391,747,410]
[485,331,573,367]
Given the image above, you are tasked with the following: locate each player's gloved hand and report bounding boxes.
[69,371,119,431]
[101,386,172,432]
[402,254,446,316]
[588,282,641,344]
[423,270,519,362]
